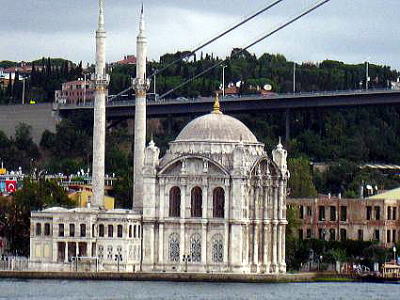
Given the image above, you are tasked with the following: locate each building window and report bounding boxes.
[35,223,42,236]
[340,206,347,222]
[169,187,181,217]
[80,224,86,237]
[298,229,304,240]
[133,225,137,238]
[387,230,391,243]
[299,206,304,219]
[92,224,95,238]
[168,233,180,262]
[190,234,201,262]
[340,228,347,241]
[59,224,64,237]
[306,228,312,239]
[213,187,225,218]
[191,187,202,217]
[318,206,325,221]
[393,207,397,220]
[44,223,51,236]
[375,206,381,220]
[108,225,114,238]
[99,224,104,237]
[307,206,312,217]
[329,229,335,241]
[212,234,224,263]
[117,225,123,238]
[329,206,336,221]
[318,229,324,240]
[388,207,392,220]
[393,230,397,243]
[366,206,372,220]
[98,245,104,259]
[138,225,141,238]
[358,229,363,241]
[107,246,113,260]
[129,225,132,238]
[69,224,75,237]
[374,229,380,241]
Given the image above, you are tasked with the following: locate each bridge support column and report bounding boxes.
[285,109,290,142]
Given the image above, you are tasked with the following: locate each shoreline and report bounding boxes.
[0,271,360,283]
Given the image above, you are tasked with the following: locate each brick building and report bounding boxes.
[288,190,400,247]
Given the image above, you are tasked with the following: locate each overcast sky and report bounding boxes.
[1,0,399,69]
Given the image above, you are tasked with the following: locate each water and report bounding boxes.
[0,279,399,300]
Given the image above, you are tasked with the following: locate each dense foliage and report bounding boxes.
[0,179,73,255]
[0,57,83,104]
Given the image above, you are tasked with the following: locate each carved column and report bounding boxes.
[159,223,164,268]
[159,180,165,219]
[201,223,207,267]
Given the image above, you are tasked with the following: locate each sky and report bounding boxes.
[1,0,399,69]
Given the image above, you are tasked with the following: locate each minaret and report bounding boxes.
[132,5,150,211]
[92,0,109,208]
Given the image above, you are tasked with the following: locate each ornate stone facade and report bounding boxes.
[141,102,289,274]
[29,208,141,272]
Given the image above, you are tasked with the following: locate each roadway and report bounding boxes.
[56,89,400,119]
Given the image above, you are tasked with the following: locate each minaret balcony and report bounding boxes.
[91,74,110,87]
[132,78,150,92]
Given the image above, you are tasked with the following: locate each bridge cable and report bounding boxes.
[108,0,286,102]
[159,0,331,100]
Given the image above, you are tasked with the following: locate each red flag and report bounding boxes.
[5,180,17,193]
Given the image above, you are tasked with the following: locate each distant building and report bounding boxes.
[54,79,95,104]
[68,186,115,210]
[288,190,400,247]
[112,55,137,66]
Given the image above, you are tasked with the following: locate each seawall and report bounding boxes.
[0,271,354,283]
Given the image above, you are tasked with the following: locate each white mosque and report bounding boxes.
[29,1,289,274]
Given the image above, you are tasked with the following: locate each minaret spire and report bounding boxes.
[132,5,150,212]
[98,0,105,31]
[92,0,109,208]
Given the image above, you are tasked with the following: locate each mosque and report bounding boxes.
[29,1,289,274]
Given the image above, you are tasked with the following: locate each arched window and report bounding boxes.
[99,224,105,237]
[169,187,181,217]
[80,224,86,237]
[44,223,51,236]
[191,187,202,217]
[36,223,42,236]
[117,225,123,238]
[212,234,224,263]
[168,233,180,262]
[108,225,114,238]
[213,187,225,218]
[190,234,201,262]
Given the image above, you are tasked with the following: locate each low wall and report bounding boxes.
[0,103,58,144]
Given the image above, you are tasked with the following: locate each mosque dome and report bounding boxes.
[175,110,258,144]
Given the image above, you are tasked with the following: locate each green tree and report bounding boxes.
[288,157,318,198]
[4,178,73,255]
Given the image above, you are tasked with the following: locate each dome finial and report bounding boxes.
[212,93,222,115]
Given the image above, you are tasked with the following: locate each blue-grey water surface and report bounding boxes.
[0,279,399,299]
